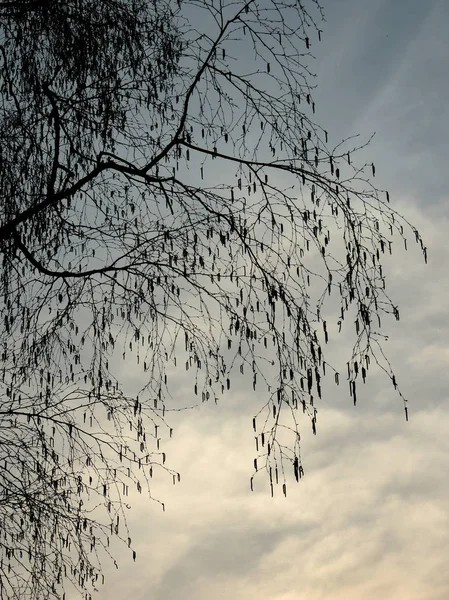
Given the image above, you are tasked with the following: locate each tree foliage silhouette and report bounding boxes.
[0,0,426,598]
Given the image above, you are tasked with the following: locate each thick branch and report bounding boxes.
[0,160,161,243]
[13,231,122,278]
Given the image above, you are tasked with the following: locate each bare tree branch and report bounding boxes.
[0,0,426,598]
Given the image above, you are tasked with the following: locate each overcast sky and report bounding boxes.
[92,1,449,598]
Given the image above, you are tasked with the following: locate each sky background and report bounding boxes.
[91,1,449,598]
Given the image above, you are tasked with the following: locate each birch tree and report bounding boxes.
[0,0,426,598]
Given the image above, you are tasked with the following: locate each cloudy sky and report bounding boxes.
[93,1,449,598]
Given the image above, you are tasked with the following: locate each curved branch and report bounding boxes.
[13,231,121,278]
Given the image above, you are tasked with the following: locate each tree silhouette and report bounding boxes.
[0,0,426,598]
